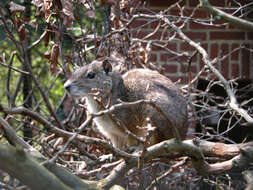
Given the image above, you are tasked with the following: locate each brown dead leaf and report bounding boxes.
[44,50,50,59]
[43,0,53,23]
[139,46,148,64]
[49,43,60,74]
[43,30,50,46]
[85,10,96,18]
[32,0,43,7]
[32,0,44,16]
[80,0,93,9]
[9,2,25,14]
[18,24,26,41]
[100,0,117,6]
[61,0,75,25]
[129,43,149,67]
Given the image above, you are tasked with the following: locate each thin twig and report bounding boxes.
[156,12,253,125]
[0,60,30,75]
[46,115,92,163]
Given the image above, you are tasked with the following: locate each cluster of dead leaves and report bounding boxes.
[31,0,74,25]
[8,0,148,74]
[8,2,27,42]
[44,43,59,74]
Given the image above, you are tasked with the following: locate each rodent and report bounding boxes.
[64,57,188,150]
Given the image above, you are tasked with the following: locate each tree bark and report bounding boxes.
[199,0,253,30]
[22,0,33,142]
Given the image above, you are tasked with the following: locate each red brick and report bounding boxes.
[166,43,178,51]
[180,42,195,51]
[163,64,178,73]
[210,32,246,40]
[148,0,186,8]
[202,43,208,52]
[149,53,157,62]
[137,9,157,15]
[188,52,198,62]
[231,63,239,77]
[193,9,208,18]
[160,54,167,62]
[169,9,182,16]
[130,19,148,29]
[210,43,218,59]
[221,58,229,79]
[231,43,240,61]
[221,43,229,55]
[149,20,161,29]
[151,45,162,51]
[228,24,240,30]
[241,45,250,77]
[180,64,197,74]
[160,53,175,62]
[248,32,253,40]
[189,0,225,7]
[150,31,168,40]
[132,31,167,40]
[184,32,207,41]
[220,43,229,78]
[176,55,191,63]
[177,9,208,19]
[152,43,177,52]
[199,60,205,70]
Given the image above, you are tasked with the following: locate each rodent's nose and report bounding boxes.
[65,85,71,92]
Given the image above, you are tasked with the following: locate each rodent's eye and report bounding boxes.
[86,71,96,79]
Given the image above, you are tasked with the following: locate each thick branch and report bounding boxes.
[199,0,253,30]
[0,143,73,190]
[0,105,135,159]
[0,117,101,189]
[244,170,253,190]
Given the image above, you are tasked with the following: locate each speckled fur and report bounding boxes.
[64,58,188,149]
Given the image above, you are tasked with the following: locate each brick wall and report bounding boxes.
[131,0,253,83]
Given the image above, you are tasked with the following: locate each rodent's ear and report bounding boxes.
[102,60,112,75]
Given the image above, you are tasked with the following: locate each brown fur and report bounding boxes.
[64,58,188,149]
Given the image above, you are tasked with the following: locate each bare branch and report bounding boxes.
[199,0,253,30]
[0,143,73,190]
[156,13,253,125]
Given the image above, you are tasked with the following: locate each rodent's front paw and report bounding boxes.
[126,144,143,153]
[98,154,113,162]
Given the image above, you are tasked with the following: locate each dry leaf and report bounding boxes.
[31,0,43,7]
[44,50,50,59]
[100,0,117,6]
[18,24,26,41]
[9,2,25,13]
[61,0,75,25]
[49,43,59,74]
[85,10,95,18]
[43,30,50,46]
[80,0,93,9]
[43,0,53,23]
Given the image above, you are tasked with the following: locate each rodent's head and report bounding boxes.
[64,59,113,98]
